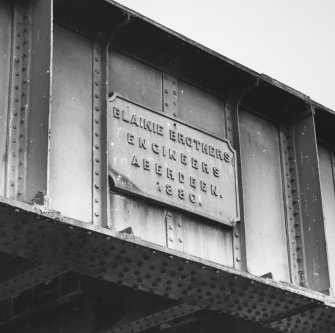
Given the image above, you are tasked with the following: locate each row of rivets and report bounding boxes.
[268,307,335,332]
[166,210,183,251]
[0,265,63,302]
[0,204,324,330]
[281,126,305,287]
[92,34,103,225]
[6,2,31,200]
[162,74,178,116]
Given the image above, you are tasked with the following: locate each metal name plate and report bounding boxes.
[108,96,239,226]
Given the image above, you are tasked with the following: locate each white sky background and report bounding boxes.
[115,0,335,111]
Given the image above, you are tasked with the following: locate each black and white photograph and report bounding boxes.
[0,0,334,331]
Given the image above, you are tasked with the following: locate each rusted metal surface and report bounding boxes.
[239,110,290,282]
[0,197,335,332]
[108,95,238,225]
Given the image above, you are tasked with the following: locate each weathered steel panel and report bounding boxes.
[25,0,52,202]
[49,25,93,222]
[182,216,233,266]
[110,194,167,246]
[239,110,290,281]
[318,145,335,292]
[294,115,329,292]
[108,96,238,225]
[109,50,162,112]
[0,0,12,197]
[177,80,227,138]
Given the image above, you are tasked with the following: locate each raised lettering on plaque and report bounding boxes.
[107,95,239,226]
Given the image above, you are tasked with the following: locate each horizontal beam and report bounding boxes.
[0,264,64,302]
[0,197,334,332]
[111,303,202,333]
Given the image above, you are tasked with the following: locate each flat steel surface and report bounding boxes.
[108,96,239,225]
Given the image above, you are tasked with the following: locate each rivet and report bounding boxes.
[95,212,100,217]
[95,184,100,189]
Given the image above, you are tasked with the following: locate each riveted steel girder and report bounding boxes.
[0,197,335,332]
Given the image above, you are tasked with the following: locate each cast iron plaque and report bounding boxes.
[108,96,239,226]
